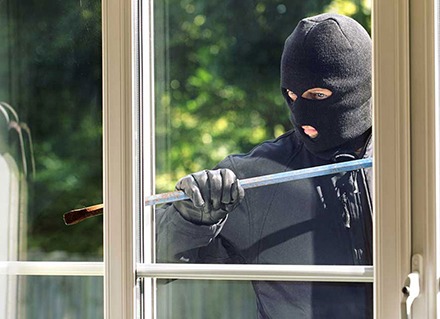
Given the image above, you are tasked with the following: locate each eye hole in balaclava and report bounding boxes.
[285,87,334,139]
[280,13,372,154]
[286,88,333,104]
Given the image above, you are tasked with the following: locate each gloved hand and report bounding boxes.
[173,168,245,225]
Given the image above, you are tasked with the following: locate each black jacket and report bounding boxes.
[156,129,373,319]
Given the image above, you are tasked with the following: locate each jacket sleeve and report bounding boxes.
[155,156,245,263]
[155,203,227,263]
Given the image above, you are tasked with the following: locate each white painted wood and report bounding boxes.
[0,262,104,276]
[102,0,136,318]
[137,264,373,282]
[372,0,412,318]
[408,0,438,317]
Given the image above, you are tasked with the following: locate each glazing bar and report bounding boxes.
[0,261,104,276]
[145,158,373,206]
[136,263,374,282]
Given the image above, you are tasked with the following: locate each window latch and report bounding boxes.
[401,254,422,319]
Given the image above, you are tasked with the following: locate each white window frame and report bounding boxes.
[372,0,412,317]
[103,0,439,319]
[408,0,438,316]
[102,0,136,317]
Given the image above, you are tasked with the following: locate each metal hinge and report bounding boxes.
[401,254,423,319]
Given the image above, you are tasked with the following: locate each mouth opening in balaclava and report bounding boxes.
[280,13,372,154]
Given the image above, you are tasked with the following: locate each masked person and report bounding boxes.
[156,13,373,319]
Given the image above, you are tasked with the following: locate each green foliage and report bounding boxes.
[154,0,371,192]
[1,0,103,259]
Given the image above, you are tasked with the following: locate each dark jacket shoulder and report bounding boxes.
[216,130,303,179]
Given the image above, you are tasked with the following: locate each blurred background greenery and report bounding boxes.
[153,2,371,317]
[154,0,371,193]
[1,0,103,260]
[0,0,370,259]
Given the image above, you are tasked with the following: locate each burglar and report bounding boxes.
[156,13,373,319]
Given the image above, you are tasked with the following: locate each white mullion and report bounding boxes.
[409,0,438,317]
[103,0,136,318]
[136,264,373,282]
[373,0,412,318]
[436,0,440,317]
[0,262,104,276]
[140,0,156,317]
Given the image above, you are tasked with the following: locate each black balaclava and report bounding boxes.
[281,13,372,154]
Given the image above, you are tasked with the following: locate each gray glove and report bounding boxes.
[173,168,245,225]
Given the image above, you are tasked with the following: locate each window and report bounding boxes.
[71,0,439,319]
[104,0,431,319]
[151,1,374,318]
[6,0,439,318]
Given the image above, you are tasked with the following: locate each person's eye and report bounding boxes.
[313,92,327,100]
[302,88,332,101]
[286,90,297,102]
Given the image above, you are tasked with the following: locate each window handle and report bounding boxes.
[401,254,422,319]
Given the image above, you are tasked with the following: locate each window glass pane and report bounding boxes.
[153,0,372,318]
[0,275,103,319]
[155,1,372,264]
[0,0,103,261]
[157,279,372,319]
[157,280,257,319]
[154,1,371,189]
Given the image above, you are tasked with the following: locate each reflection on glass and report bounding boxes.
[157,279,372,319]
[154,0,371,192]
[157,280,257,319]
[154,0,373,318]
[0,0,102,261]
[0,275,103,319]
